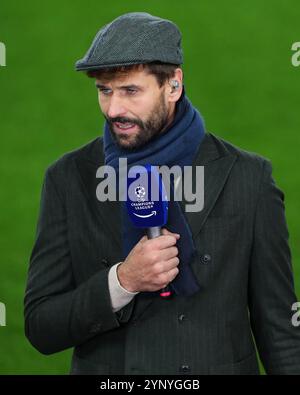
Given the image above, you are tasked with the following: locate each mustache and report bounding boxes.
[107,116,142,126]
[108,117,137,124]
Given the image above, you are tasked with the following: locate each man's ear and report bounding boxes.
[167,68,183,101]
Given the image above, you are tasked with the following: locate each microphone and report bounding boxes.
[126,164,172,299]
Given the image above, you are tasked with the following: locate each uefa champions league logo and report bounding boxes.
[135,185,146,202]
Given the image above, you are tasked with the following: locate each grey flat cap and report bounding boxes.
[75,12,183,71]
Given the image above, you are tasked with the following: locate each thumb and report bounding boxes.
[140,235,148,243]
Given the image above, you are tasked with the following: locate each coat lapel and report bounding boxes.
[75,140,123,252]
[182,132,237,241]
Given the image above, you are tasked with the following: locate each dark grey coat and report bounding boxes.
[24,132,300,375]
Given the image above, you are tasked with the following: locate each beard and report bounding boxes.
[105,92,171,150]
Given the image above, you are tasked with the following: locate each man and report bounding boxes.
[24,12,300,375]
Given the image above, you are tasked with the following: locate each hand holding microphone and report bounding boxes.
[118,164,180,297]
[117,228,180,294]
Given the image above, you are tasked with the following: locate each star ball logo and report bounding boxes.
[135,185,146,202]
[0,42,6,67]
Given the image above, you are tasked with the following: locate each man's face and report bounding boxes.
[95,68,174,150]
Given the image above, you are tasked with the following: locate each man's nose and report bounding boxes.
[106,95,127,119]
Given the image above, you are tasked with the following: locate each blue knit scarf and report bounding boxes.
[103,86,205,296]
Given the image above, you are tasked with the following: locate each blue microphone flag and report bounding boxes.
[126,164,168,228]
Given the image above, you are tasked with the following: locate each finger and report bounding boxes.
[159,246,179,261]
[163,257,180,272]
[150,234,178,250]
[168,266,180,281]
[161,228,180,239]
[162,265,179,284]
[139,235,148,244]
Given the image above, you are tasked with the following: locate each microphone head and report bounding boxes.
[126,164,168,228]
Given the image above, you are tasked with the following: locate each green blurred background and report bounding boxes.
[0,0,299,374]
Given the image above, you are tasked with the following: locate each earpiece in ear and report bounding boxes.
[170,80,180,92]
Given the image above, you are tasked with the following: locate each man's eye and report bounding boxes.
[99,89,111,95]
[126,89,137,95]
[98,89,137,95]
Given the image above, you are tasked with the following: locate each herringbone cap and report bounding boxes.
[75,12,183,71]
